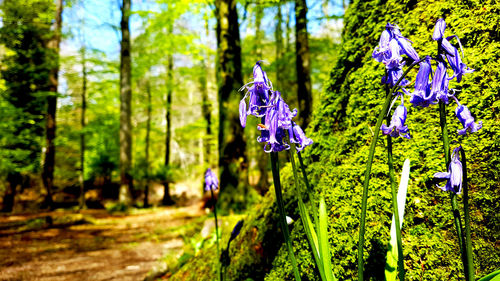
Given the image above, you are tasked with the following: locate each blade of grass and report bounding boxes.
[319,196,336,281]
[384,159,410,281]
[289,145,325,280]
[478,269,500,281]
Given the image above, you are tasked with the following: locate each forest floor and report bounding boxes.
[0,183,208,281]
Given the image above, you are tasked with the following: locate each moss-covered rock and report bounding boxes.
[171,0,499,280]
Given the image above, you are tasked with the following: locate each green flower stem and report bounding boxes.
[210,188,221,281]
[297,151,319,218]
[297,152,313,193]
[357,58,425,281]
[386,119,405,280]
[270,152,301,281]
[460,147,475,281]
[438,102,467,279]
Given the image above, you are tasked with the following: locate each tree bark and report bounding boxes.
[1,173,22,212]
[295,0,312,128]
[79,42,87,210]
[162,22,174,206]
[200,15,212,168]
[275,2,284,86]
[144,78,151,207]
[254,4,269,195]
[215,0,248,209]
[42,0,63,209]
[119,0,133,204]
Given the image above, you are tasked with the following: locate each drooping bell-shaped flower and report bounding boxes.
[432,18,474,83]
[387,23,420,62]
[289,122,313,152]
[239,99,247,128]
[373,23,419,68]
[431,60,451,104]
[455,104,482,135]
[445,44,474,83]
[372,29,392,63]
[382,64,410,88]
[381,100,411,139]
[260,91,297,153]
[239,62,272,127]
[434,146,463,194]
[432,18,446,41]
[410,56,437,107]
[204,168,219,191]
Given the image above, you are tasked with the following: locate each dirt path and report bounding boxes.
[0,202,205,281]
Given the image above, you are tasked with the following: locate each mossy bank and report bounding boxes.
[170,0,500,280]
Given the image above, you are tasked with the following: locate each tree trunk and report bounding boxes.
[200,15,212,168]
[295,0,312,128]
[162,23,174,206]
[42,0,63,209]
[275,2,284,86]
[254,4,269,195]
[1,172,22,213]
[255,5,263,58]
[79,42,87,210]
[215,0,248,210]
[119,0,133,204]
[144,78,151,207]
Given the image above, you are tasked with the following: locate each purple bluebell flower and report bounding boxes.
[410,56,437,107]
[229,220,244,242]
[382,65,410,88]
[239,62,272,127]
[431,61,451,104]
[373,23,419,65]
[372,28,392,63]
[289,122,313,152]
[432,18,446,41]
[434,146,463,194]
[445,44,474,83]
[455,103,482,135]
[432,18,474,82]
[381,99,410,139]
[204,168,219,191]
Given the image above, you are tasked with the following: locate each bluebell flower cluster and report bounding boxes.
[204,168,219,192]
[239,62,312,153]
[373,20,483,194]
[373,19,482,141]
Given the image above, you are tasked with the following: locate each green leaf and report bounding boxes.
[298,196,325,280]
[319,195,336,281]
[385,159,410,281]
[478,269,500,281]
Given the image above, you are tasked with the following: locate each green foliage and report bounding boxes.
[0,0,56,178]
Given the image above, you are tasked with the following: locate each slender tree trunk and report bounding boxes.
[200,15,212,168]
[215,0,248,209]
[162,23,174,206]
[119,0,133,203]
[275,2,284,86]
[2,173,21,212]
[285,4,292,54]
[144,79,151,207]
[79,43,87,210]
[42,0,63,209]
[255,5,263,58]
[295,0,312,129]
[254,4,269,195]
